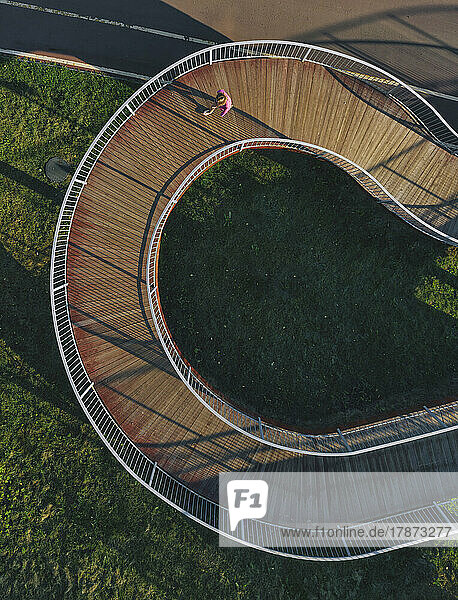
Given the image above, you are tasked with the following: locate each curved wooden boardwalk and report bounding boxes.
[64,56,457,550]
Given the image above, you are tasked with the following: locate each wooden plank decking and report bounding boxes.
[66,59,457,501]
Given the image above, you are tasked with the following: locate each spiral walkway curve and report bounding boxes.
[51,42,458,560]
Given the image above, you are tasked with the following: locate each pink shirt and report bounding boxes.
[217,88,232,116]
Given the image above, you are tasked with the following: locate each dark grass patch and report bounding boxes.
[159,150,457,430]
[0,58,457,599]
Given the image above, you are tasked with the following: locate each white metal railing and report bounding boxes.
[147,138,458,455]
[50,41,458,560]
[49,363,458,561]
[208,42,458,150]
[50,40,457,201]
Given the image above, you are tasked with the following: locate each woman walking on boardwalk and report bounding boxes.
[204,89,232,116]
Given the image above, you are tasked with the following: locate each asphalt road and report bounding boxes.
[0,0,456,129]
[0,1,228,76]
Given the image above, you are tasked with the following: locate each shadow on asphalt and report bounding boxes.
[295,4,458,130]
[0,0,230,76]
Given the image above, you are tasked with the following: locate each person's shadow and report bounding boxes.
[170,81,214,113]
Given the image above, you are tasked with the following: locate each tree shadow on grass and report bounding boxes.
[0,74,37,98]
[0,244,84,421]
[0,55,135,138]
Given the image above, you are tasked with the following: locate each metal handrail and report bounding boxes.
[60,371,458,561]
[50,41,458,560]
[50,280,458,561]
[51,40,457,199]
[147,138,458,455]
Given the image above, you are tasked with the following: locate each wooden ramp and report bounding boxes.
[66,59,457,505]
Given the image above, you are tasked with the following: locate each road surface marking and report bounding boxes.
[0,0,216,45]
[336,68,458,101]
[413,87,458,102]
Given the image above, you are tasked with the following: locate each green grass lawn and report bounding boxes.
[0,57,457,600]
[159,150,457,430]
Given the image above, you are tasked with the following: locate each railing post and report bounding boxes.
[209,47,213,65]
[423,406,447,428]
[337,428,351,451]
[148,461,158,486]
[341,534,351,557]
[53,282,68,292]
[80,381,95,400]
[433,501,453,524]
[258,417,264,440]
[302,48,312,62]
